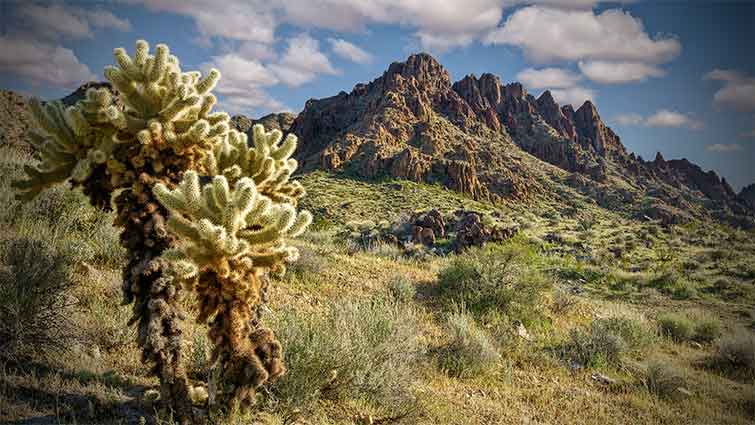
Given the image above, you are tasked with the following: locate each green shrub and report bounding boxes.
[0,237,78,357]
[266,297,424,414]
[657,313,721,343]
[658,313,694,342]
[644,360,686,399]
[563,317,652,367]
[388,275,416,303]
[717,332,755,371]
[437,239,549,326]
[439,310,501,378]
[693,315,722,343]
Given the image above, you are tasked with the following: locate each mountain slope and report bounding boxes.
[245,53,752,227]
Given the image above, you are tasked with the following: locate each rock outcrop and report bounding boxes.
[289,53,534,201]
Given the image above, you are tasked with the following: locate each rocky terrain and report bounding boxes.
[228,53,754,227]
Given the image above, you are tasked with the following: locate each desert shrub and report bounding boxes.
[657,312,720,343]
[437,239,550,326]
[266,297,424,413]
[669,280,697,300]
[439,310,501,378]
[563,317,652,367]
[388,275,416,303]
[550,289,578,315]
[285,245,327,282]
[717,332,755,371]
[693,315,722,343]
[368,241,404,260]
[0,237,78,357]
[644,360,687,399]
[658,313,694,342]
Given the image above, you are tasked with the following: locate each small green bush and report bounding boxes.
[644,360,686,399]
[0,237,78,357]
[437,239,549,326]
[693,315,722,343]
[657,312,721,343]
[658,313,695,342]
[267,297,424,414]
[717,332,755,371]
[388,275,416,303]
[563,317,652,367]
[439,310,501,378]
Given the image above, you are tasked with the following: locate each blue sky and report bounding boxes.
[1,1,753,190]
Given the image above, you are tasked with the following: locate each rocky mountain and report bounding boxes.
[233,53,751,225]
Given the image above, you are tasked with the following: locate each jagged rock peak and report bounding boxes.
[384,52,450,87]
[536,90,557,107]
[575,100,600,120]
[452,73,503,111]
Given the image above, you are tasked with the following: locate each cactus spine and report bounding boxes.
[12,40,310,422]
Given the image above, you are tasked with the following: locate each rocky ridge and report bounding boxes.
[230,53,751,226]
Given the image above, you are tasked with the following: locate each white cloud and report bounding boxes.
[614,109,702,130]
[202,34,338,114]
[517,67,581,89]
[613,113,644,126]
[550,86,595,106]
[270,34,339,86]
[328,38,373,64]
[16,3,131,39]
[705,69,755,113]
[134,0,276,43]
[645,109,702,129]
[485,6,680,64]
[0,36,96,88]
[706,143,743,153]
[134,0,506,51]
[578,60,665,84]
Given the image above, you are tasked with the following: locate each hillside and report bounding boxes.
[231,53,754,228]
[1,54,755,425]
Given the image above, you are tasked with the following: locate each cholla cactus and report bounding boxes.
[154,126,311,410]
[14,41,300,422]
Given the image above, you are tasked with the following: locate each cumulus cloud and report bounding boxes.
[133,0,506,51]
[705,69,755,113]
[706,143,743,153]
[645,109,702,129]
[328,38,373,64]
[578,60,665,84]
[16,3,131,39]
[516,67,581,89]
[204,34,338,114]
[0,37,96,88]
[132,0,276,43]
[613,109,702,130]
[550,86,595,107]
[613,113,644,126]
[485,7,680,64]
[269,34,339,86]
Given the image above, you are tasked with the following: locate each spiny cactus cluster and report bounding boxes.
[13,40,310,421]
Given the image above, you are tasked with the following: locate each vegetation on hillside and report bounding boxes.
[2,141,754,424]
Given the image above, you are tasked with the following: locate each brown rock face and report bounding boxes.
[282,52,752,222]
[289,53,533,200]
[0,90,32,151]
